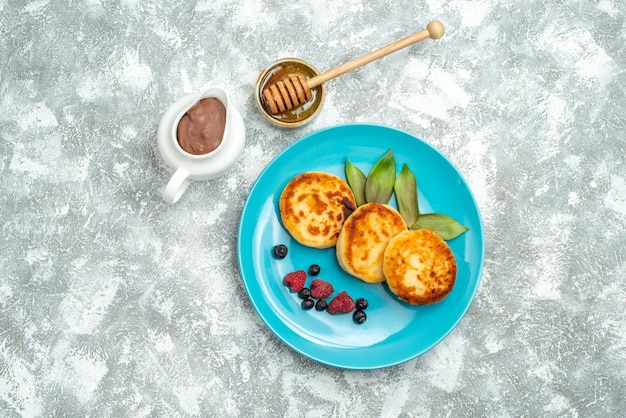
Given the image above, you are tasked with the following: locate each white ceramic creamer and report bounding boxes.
[157,85,245,204]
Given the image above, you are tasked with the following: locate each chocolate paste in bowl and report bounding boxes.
[177,98,226,155]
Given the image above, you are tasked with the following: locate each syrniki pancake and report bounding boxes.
[383,229,457,305]
[336,203,407,283]
[279,171,356,248]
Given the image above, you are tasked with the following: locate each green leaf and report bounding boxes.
[394,163,419,227]
[365,148,396,204]
[345,159,367,206]
[410,213,469,240]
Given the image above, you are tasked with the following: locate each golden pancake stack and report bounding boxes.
[279,171,457,305]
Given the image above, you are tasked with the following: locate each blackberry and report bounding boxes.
[355,298,369,310]
[301,299,315,310]
[315,299,328,311]
[297,288,311,300]
[308,264,321,276]
[353,310,367,324]
[272,244,288,259]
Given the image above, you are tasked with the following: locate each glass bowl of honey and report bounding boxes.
[255,58,325,128]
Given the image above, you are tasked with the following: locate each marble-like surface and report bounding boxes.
[1,0,625,416]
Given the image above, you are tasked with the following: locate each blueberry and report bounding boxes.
[308,264,321,276]
[297,288,311,299]
[353,310,367,324]
[301,299,315,310]
[355,298,368,310]
[272,244,288,259]
[315,299,328,311]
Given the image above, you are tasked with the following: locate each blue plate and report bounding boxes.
[237,123,484,369]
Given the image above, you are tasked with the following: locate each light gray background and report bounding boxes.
[1,0,625,416]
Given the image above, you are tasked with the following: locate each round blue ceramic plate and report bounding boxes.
[237,123,484,369]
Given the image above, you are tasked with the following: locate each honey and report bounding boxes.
[256,58,325,128]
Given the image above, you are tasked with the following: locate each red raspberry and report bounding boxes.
[327,291,355,315]
[310,279,334,299]
[283,270,306,292]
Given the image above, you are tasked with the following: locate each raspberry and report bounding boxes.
[283,270,306,292]
[327,291,355,315]
[310,279,334,299]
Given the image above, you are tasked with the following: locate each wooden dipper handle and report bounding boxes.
[308,20,445,88]
[261,21,445,115]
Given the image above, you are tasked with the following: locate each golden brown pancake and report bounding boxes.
[383,229,457,305]
[279,171,356,248]
[336,203,407,283]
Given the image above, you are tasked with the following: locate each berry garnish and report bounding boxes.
[353,310,367,324]
[310,279,334,299]
[301,299,315,310]
[308,264,321,276]
[297,288,311,299]
[315,299,328,311]
[283,270,306,292]
[355,298,369,310]
[272,244,288,259]
[327,291,355,315]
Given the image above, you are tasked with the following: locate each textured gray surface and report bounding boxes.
[1,0,625,416]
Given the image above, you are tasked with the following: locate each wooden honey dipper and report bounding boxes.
[261,21,445,115]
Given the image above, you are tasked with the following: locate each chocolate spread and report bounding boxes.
[177,98,226,155]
